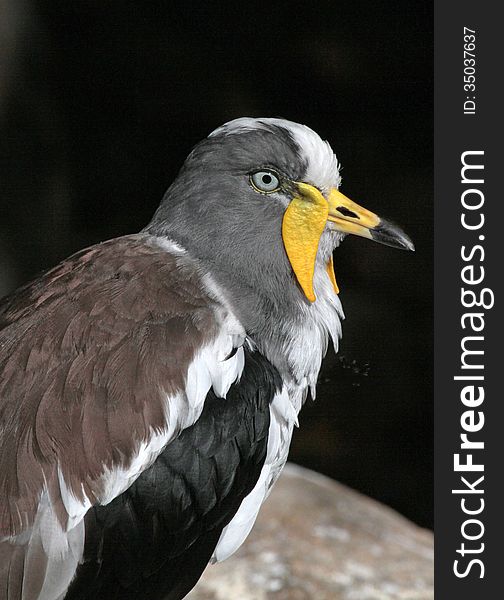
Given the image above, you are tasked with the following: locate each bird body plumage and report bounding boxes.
[0,118,412,599]
[64,348,281,600]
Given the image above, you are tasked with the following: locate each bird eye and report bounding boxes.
[250,170,281,193]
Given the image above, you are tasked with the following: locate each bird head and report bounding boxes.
[147,117,413,308]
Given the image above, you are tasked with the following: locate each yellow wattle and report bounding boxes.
[282,192,329,303]
[326,255,339,294]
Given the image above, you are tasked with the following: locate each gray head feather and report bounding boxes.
[144,118,344,382]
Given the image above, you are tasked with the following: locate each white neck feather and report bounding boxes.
[276,232,345,412]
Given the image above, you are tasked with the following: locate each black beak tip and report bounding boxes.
[398,233,415,252]
[371,220,415,252]
[405,238,415,252]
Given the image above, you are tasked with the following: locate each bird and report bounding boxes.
[0,117,414,600]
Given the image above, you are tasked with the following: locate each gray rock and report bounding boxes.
[188,464,433,600]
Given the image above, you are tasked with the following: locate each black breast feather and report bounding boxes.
[65,349,282,600]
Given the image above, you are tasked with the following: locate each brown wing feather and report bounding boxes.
[0,234,219,539]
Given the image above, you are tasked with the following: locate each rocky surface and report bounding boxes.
[188,464,433,600]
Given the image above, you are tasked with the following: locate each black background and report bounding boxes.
[1,1,433,528]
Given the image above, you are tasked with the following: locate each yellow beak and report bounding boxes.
[326,187,414,251]
[282,183,414,302]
